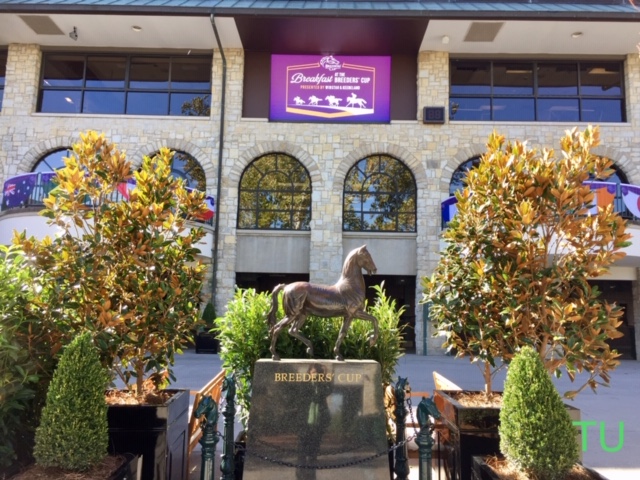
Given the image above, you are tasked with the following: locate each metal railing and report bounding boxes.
[1,171,215,225]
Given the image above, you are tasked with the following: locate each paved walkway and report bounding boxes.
[173,350,640,480]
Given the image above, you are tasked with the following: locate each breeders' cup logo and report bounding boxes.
[320,55,341,71]
[271,54,390,122]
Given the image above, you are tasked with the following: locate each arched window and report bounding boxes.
[238,153,311,230]
[449,156,481,196]
[343,155,416,232]
[151,150,206,191]
[590,162,628,185]
[32,148,71,172]
[589,161,629,218]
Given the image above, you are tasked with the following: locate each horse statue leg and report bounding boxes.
[354,310,379,346]
[333,317,353,361]
[270,316,292,361]
[288,314,314,358]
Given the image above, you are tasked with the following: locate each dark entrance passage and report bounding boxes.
[590,280,637,360]
[236,272,309,294]
[364,275,417,353]
[235,272,416,353]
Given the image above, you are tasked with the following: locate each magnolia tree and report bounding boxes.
[423,126,630,397]
[17,131,208,398]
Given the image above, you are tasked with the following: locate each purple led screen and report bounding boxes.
[270,55,391,123]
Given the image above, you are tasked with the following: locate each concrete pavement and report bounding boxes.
[173,350,640,480]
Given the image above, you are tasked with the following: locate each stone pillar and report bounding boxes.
[2,44,41,117]
[415,51,450,355]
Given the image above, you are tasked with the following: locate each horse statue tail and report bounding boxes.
[268,283,286,329]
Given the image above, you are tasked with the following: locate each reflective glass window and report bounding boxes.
[493,98,535,121]
[450,60,491,95]
[343,155,416,232]
[86,56,126,88]
[38,54,212,116]
[538,63,578,96]
[449,59,625,122]
[450,157,481,196]
[32,149,71,173]
[130,57,169,90]
[238,154,312,230]
[493,63,533,95]
[168,150,207,191]
[580,63,622,96]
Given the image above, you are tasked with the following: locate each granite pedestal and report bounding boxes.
[243,359,390,480]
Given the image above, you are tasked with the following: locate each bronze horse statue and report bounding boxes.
[267,245,379,361]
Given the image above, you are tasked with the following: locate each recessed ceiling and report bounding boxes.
[234,16,429,55]
[19,15,64,35]
[464,22,504,43]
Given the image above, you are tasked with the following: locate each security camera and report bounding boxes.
[69,27,78,41]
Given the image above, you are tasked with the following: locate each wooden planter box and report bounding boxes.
[433,390,502,480]
[471,456,609,480]
[108,389,189,480]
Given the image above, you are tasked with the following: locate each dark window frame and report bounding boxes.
[0,50,7,111]
[449,59,625,123]
[343,154,417,233]
[238,153,312,231]
[38,53,212,116]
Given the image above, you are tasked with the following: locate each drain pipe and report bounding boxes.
[210,13,227,314]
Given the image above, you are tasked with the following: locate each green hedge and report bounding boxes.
[34,332,109,470]
[500,346,578,479]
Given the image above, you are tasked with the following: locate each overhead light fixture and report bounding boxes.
[69,26,78,41]
[571,32,583,38]
[64,97,74,104]
[442,35,450,45]
[132,25,142,32]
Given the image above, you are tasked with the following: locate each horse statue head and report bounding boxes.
[222,373,236,404]
[349,244,377,276]
[395,377,410,403]
[417,396,441,430]
[194,395,218,426]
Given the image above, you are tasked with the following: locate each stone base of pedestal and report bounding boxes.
[243,359,390,480]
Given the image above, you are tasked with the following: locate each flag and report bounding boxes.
[441,196,458,227]
[2,173,37,210]
[116,179,136,200]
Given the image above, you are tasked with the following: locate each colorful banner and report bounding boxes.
[621,184,640,218]
[584,181,616,215]
[270,54,391,123]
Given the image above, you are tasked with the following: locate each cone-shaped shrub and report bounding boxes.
[499,346,578,480]
[34,332,109,470]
